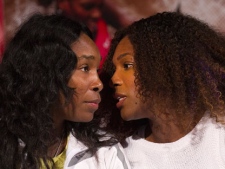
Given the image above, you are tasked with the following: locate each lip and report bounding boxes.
[85,98,101,104]
[85,98,101,111]
[114,93,126,100]
[114,93,127,109]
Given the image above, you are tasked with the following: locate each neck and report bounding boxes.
[48,114,67,158]
[51,106,65,138]
[47,126,67,158]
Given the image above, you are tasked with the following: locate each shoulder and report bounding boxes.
[64,134,131,169]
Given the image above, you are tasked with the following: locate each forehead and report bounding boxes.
[116,36,133,52]
[113,36,134,60]
[71,33,100,59]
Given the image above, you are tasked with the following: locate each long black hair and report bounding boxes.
[0,14,115,169]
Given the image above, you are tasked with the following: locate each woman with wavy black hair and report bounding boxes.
[0,14,130,169]
[100,12,225,168]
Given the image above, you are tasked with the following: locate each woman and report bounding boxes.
[0,14,129,169]
[101,12,225,168]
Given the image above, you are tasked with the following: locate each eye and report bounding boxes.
[124,63,133,70]
[80,65,89,72]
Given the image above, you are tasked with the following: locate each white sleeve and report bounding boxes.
[64,142,131,169]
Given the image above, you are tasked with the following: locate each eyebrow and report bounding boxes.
[78,55,95,60]
[117,52,133,60]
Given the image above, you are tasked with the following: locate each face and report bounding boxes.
[58,33,103,123]
[59,0,102,35]
[111,36,149,121]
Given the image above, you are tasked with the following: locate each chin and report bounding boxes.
[70,115,94,123]
[82,116,94,122]
[120,110,133,121]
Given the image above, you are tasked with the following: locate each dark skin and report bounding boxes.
[111,36,202,143]
[48,33,102,157]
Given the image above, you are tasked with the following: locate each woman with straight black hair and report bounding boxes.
[0,14,130,169]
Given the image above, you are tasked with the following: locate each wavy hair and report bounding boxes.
[0,14,115,169]
[100,12,225,142]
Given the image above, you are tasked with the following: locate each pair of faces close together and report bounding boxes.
[2,10,225,169]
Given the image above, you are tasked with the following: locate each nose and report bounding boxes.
[110,71,122,88]
[91,75,103,92]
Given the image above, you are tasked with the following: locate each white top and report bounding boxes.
[64,134,131,169]
[124,113,225,169]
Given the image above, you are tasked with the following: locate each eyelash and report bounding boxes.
[124,63,133,70]
[80,65,100,73]
[80,65,89,72]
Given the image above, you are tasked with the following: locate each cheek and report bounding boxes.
[121,100,140,121]
[68,77,87,94]
[126,75,136,89]
[74,82,89,95]
[129,93,143,115]
[131,97,141,109]
[64,95,80,112]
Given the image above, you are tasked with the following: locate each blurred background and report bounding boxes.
[1,0,225,61]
